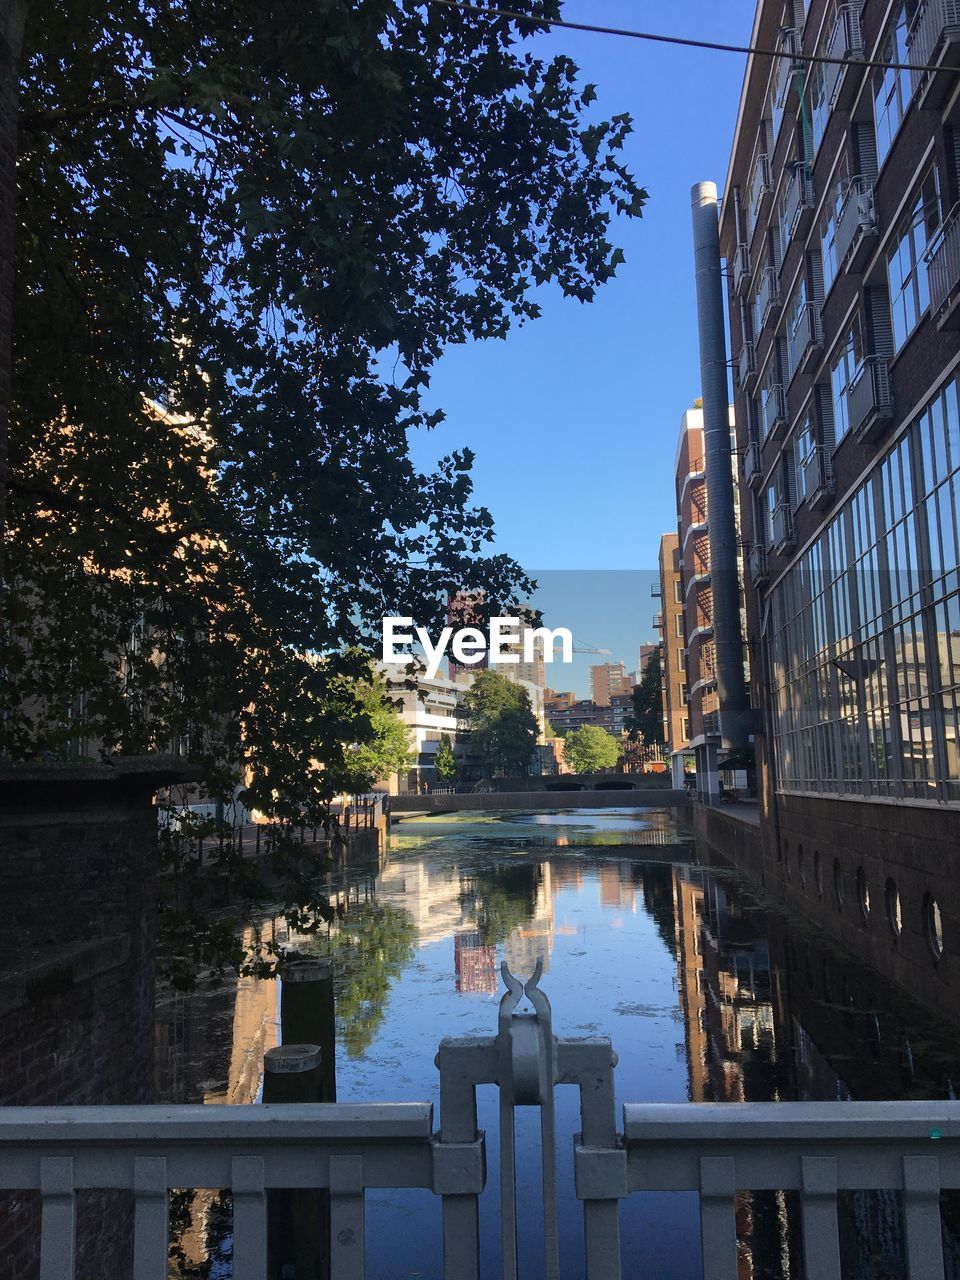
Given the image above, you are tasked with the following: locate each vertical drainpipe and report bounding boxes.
[690,181,750,751]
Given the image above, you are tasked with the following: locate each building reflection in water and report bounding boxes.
[158,820,960,1279]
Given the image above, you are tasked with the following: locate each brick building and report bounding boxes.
[717,0,960,1012]
[658,531,691,784]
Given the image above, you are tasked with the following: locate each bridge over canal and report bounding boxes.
[390,773,689,815]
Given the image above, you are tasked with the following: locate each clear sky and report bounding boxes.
[407,2,756,689]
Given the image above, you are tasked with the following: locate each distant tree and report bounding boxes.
[562,723,620,773]
[628,649,665,746]
[462,670,538,776]
[543,718,559,739]
[434,733,458,784]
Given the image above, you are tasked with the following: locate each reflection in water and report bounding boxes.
[157,809,960,1279]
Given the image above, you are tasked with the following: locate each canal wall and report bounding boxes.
[693,794,960,1027]
[0,758,188,1280]
[391,788,689,815]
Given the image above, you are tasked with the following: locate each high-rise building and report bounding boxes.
[716,0,960,993]
[489,619,547,689]
[590,661,633,706]
[633,643,658,686]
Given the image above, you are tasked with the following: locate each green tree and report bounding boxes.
[462,670,538,776]
[562,723,620,773]
[340,673,413,792]
[434,733,458,784]
[628,649,665,747]
[4,2,645,822]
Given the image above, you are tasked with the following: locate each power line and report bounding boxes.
[426,0,958,77]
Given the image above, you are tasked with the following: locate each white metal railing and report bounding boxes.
[772,501,795,550]
[848,356,894,438]
[761,383,786,439]
[748,544,769,585]
[733,242,751,294]
[4,969,960,1278]
[927,202,960,319]
[907,0,960,95]
[787,302,823,379]
[757,266,781,330]
[822,3,864,108]
[783,165,814,243]
[738,340,757,388]
[743,440,762,486]
[750,153,772,223]
[801,445,834,503]
[835,177,878,268]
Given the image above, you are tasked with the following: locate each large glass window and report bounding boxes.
[769,373,960,802]
[830,325,861,446]
[794,415,817,505]
[872,5,912,166]
[887,171,940,353]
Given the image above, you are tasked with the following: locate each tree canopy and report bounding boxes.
[628,649,665,746]
[3,0,645,817]
[562,722,619,772]
[434,733,458,784]
[462,669,538,776]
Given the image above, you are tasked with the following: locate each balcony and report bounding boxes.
[749,153,772,227]
[772,29,802,115]
[907,0,960,108]
[835,178,879,273]
[650,582,662,598]
[787,302,823,381]
[757,266,781,331]
[761,383,787,441]
[702,709,721,737]
[743,440,763,489]
[822,4,865,111]
[801,445,835,508]
[772,501,796,552]
[733,241,751,295]
[748,543,769,586]
[927,203,960,329]
[653,612,663,631]
[737,340,758,391]
[848,356,894,442]
[783,164,815,245]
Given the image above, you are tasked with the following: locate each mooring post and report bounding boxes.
[263,1044,329,1279]
[280,957,337,1103]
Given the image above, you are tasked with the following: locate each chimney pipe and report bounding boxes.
[690,181,750,751]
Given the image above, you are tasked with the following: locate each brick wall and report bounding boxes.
[0,760,186,1280]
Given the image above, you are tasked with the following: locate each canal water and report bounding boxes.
[156,807,960,1279]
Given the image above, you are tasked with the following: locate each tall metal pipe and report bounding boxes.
[690,181,750,750]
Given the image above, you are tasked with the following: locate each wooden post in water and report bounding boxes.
[280,957,337,1102]
[263,1044,328,1279]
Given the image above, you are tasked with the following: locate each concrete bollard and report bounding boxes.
[263,1044,329,1279]
[280,958,337,1103]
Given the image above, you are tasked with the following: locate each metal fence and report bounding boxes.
[2,966,959,1279]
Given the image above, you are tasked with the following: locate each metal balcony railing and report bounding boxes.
[927,202,960,323]
[848,356,894,440]
[787,302,823,380]
[737,340,757,389]
[783,165,815,244]
[743,440,762,487]
[907,0,960,103]
[5,971,960,1279]
[801,445,835,506]
[733,242,751,295]
[822,3,865,109]
[653,612,664,630]
[650,582,662,598]
[748,543,769,585]
[702,710,721,737]
[772,29,801,110]
[761,383,787,440]
[772,501,796,551]
[750,153,772,222]
[835,178,879,270]
[757,266,781,330]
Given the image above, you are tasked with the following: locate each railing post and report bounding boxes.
[699,1156,738,1280]
[902,1154,945,1278]
[231,1155,267,1280]
[800,1155,841,1280]
[39,1156,75,1280]
[329,1154,365,1280]
[133,1155,169,1280]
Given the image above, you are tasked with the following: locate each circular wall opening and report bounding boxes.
[856,867,870,923]
[924,894,944,962]
[885,878,902,939]
[833,858,845,909]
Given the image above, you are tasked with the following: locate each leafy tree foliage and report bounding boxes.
[4,0,645,818]
[340,673,413,792]
[562,722,619,772]
[462,669,538,776]
[434,733,458,784]
[627,649,665,746]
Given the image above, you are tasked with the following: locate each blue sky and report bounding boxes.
[407,2,756,688]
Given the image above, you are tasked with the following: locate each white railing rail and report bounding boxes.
[4,971,960,1279]
[927,201,960,317]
